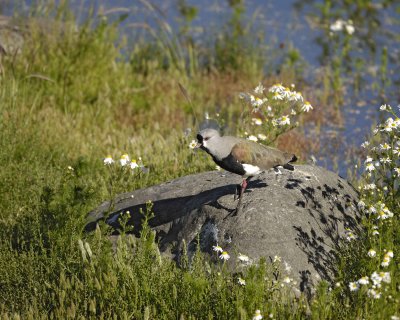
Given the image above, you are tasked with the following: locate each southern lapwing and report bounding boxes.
[195,128,297,213]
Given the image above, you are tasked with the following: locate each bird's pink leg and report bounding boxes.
[231,177,251,216]
[240,178,248,196]
[234,178,247,200]
[233,178,247,214]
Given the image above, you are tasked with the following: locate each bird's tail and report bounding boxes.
[283,154,297,171]
[289,154,297,163]
[283,163,294,170]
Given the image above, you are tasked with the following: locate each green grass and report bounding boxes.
[0,1,399,319]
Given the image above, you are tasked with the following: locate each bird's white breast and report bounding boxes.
[242,163,261,176]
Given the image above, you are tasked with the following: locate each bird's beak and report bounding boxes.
[195,134,203,149]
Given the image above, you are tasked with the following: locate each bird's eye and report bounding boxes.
[204,137,209,141]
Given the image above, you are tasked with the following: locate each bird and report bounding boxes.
[195,128,297,214]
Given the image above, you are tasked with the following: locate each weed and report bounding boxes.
[0,1,399,319]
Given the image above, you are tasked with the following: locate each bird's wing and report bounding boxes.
[231,141,295,170]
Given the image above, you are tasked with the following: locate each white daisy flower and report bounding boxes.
[380,157,392,164]
[253,309,263,320]
[251,118,263,126]
[371,272,382,286]
[380,104,391,111]
[349,281,359,292]
[288,91,303,102]
[273,255,281,263]
[365,163,375,172]
[268,84,285,93]
[381,256,391,267]
[364,156,373,163]
[361,141,370,148]
[377,206,393,220]
[130,160,139,170]
[284,261,292,272]
[120,154,130,166]
[367,288,381,299]
[212,245,223,253]
[345,22,355,35]
[301,101,313,112]
[219,251,230,261]
[272,92,284,100]
[257,133,267,141]
[367,249,376,257]
[358,276,369,285]
[282,87,295,99]
[380,272,391,283]
[278,115,290,126]
[380,143,391,151]
[382,118,395,132]
[364,184,376,190]
[189,140,198,149]
[357,200,366,210]
[250,96,267,108]
[344,228,356,241]
[237,277,246,286]
[254,83,265,94]
[104,155,114,165]
[238,254,250,263]
[330,19,344,32]
[282,276,292,284]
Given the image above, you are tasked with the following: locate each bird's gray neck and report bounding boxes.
[204,136,238,160]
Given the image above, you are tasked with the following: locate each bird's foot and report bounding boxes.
[225,205,242,219]
[228,195,244,218]
[231,205,242,216]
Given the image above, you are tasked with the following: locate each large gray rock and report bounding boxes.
[0,15,25,55]
[86,165,361,291]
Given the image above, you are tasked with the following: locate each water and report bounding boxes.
[113,0,400,176]
[3,0,399,176]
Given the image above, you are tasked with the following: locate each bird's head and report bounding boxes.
[195,128,221,152]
